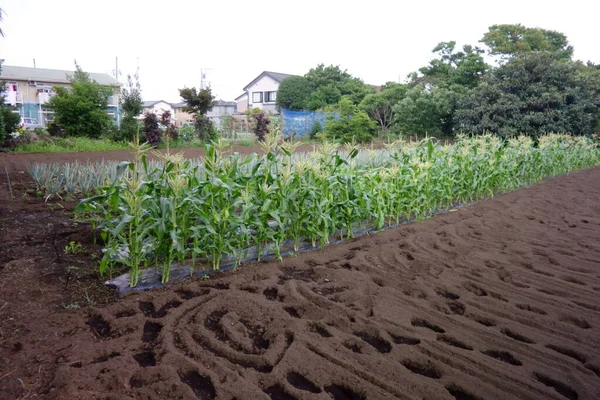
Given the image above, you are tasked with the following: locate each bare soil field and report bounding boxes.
[1,150,599,400]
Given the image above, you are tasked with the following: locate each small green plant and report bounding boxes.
[64,241,83,254]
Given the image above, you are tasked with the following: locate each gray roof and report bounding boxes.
[171,101,186,108]
[142,100,172,108]
[0,65,119,86]
[235,92,247,101]
[243,71,296,91]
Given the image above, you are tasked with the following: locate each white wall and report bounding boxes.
[246,75,279,111]
[145,101,174,117]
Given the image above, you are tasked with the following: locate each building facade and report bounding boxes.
[0,65,120,126]
[171,100,237,128]
[237,71,295,114]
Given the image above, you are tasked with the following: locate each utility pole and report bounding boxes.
[200,68,212,90]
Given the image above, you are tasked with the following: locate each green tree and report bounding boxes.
[481,24,573,60]
[178,86,216,141]
[324,97,377,143]
[118,71,143,141]
[305,64,371,109]
[276,76,311,110]
[393,85,457,137]
[455,52,600,137]
[417,42,488,88]
[359,82,408,133]
[46,63,114,138]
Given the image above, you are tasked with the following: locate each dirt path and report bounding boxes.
[1,164,600,399]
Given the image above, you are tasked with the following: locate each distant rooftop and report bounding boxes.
[0,65,119,86]
[243,71,296,91]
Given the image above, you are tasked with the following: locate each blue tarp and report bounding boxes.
[281,108,338,137]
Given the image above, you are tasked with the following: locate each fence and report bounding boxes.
[281,108,338,138]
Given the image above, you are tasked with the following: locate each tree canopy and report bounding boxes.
[46,63,114,138]
[455,52,600,137]
[481,24,573,60]
[276,64,371,111]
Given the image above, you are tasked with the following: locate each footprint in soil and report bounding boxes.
[462,281,488,296]
[501,328,535,344]
[176,287,210,300]
[411,318,445,333]
[87,315,111,339]
[446,384,484,400]
[533,372,579,400]
[309,322,332,338]
[263,287,279,301]
[353,331,392,353]
[545,344,587,363]
[401,359,442,379]
[264,384,297,400]
[139,300,182,318]
[142,321,162,343]
[324,384,366,400]
[515,304,547,315]
[180,370,216,400]
[389,332,420,345]
[467,314,496,327]
[481,350,522,366]
[287,372,321,393]
[435,288,460,300]
[437,334,473,350]
[133,350,156,367]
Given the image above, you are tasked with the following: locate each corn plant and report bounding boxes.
[69,133,600,287]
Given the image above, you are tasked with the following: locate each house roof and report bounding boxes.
[235,92,248,101]
[0,65,119,86]
[142,100,172,108]
[243,71,296,91]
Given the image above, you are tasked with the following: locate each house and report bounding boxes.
[0,65,120,126]
[236,71,295,114]
[171,99,237,128]
[141,100,174,120]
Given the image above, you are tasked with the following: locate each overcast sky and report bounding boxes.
[1,0,598,103]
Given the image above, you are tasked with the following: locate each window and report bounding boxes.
[265,91,277,103]
[252,92,263,103]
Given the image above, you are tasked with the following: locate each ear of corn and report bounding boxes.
[29,133,599,287]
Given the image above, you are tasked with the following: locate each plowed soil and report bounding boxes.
[1,151,600,400]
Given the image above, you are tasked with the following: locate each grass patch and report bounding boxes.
[11,137,130,153]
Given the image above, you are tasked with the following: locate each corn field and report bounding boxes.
[63,133,599,287]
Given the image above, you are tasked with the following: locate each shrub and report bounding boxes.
[253,112,270,142]
[178,125,195,142]
[47,121,64,137]
[3,110,20,136]
[310,120,323,138]
[143,112,161,147]
[324,97,376,143]
[195,114,217,142]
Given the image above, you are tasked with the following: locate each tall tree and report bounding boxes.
[178,87,216,141]
[359,82,408,133]
[117,71,143,141]
[481,24,573,60]
[455,52,599,137]
[417,42,488,88]
[46,62,113,138]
